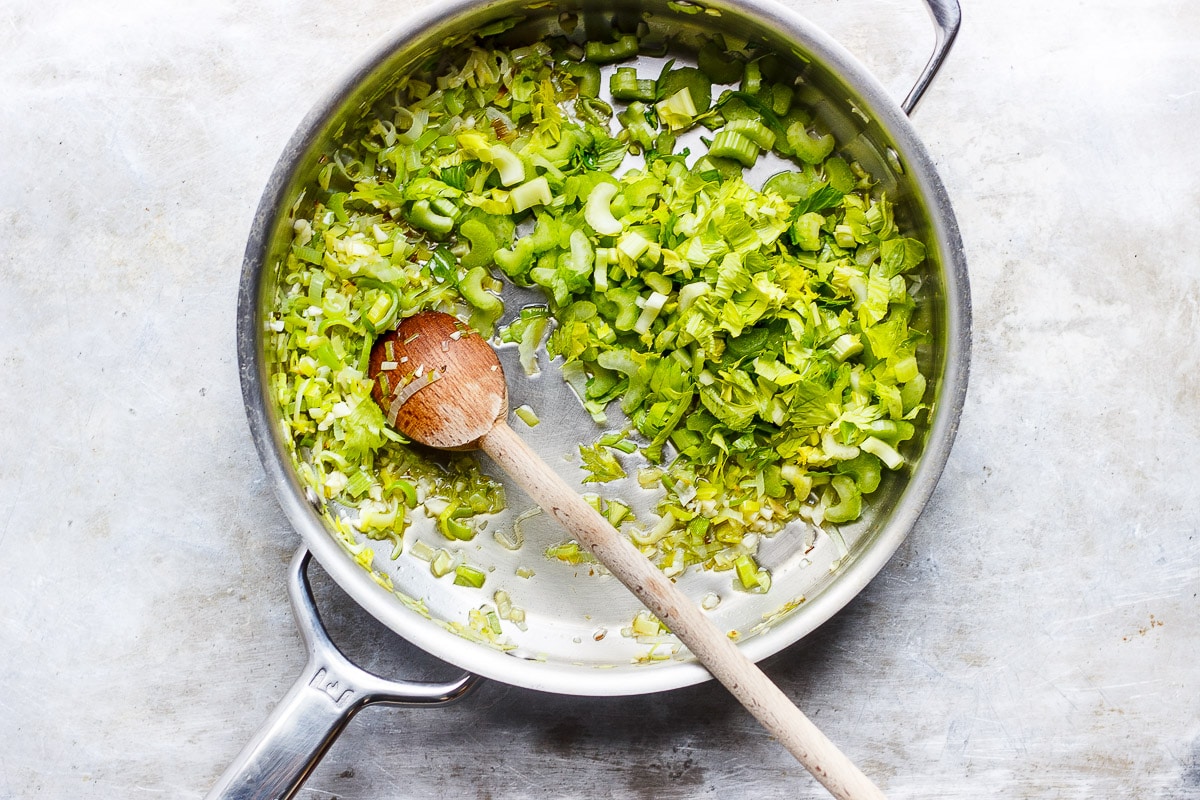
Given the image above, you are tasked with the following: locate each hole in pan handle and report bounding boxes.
[205,547,482,800]
[902,0,962,115]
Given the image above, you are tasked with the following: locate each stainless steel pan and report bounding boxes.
[215,0,969,795]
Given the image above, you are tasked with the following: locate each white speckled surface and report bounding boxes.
[2,1,1198,798]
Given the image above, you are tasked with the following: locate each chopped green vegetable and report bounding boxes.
[708,129,759,167]
[655,87,698,130]
[438,502,476,541]
[510,176,552,212]
[585,182,623,236]
[430,548,458,578]
[546,541,594,565]
[698,39,743,85]
[656,66,711,114]
[564,61,601,98]
[500,306,551,375]
[514,404,540,426]
[786,121,836,165]
[610,67,657,101]
[453,564,487,588]
[579,441,628,483]
[272,29,929,598]
[585,34,639,64]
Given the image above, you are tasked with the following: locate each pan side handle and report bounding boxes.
[901,0,961,115]
[206,548,480,800]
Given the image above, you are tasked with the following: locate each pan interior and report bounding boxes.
[242,0,966,694]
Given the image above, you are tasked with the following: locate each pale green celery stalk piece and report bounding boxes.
[593,249,610,292]
[409,199,454,234]
[822,432,860,461]
[453,564,487,588]
[617,230,650,260]
[518,314,549,376]
[655,87,697,130]
[894,355,920,384]
[791,212,824,251]
[860,436,905,469]
[786,120,835,164]
[708,129,758,167]
[823,474,862,523]
[611,67,657,101]
[511,177,551,212]
[460,267,503,324]
[585,34,639,64]
[830,333,863,363]
[633,291,668,334]
[585,182,623,235]
[723,117,776,149]
[487,144,526,186]
[514,404,540,426]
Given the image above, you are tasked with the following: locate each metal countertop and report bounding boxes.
[1,1,1197,797]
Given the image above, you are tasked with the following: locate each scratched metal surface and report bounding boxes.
[1,1,1197,798]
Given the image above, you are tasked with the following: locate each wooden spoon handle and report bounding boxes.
[479,421,886,800]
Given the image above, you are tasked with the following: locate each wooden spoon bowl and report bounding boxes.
[369,312,506,450]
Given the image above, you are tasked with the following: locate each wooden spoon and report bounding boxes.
[369,310,886,800]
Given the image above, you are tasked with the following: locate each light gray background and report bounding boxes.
[2,1,1197,798]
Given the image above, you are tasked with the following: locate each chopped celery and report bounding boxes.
[722,118,776,150]
[610,67,657,101]
[786,121,836,165]
[274,30,930,599]
[510,176,552,212]
[740,59,761,94]
[894,355,920,384]
[585,182,623,236]
[579,441,627,483]
[514,404,540,427]
[656,66,712,114]
[564,61,601,98]
[698,39,744,85]
[500,306,550,376]
[708,129,759,167]
[823,474,862,524]
[860,436,905,470]
[633,291,668,334]
[617,230,650,261]
[486,144,526,186]
[585,34,639,64]
[453,564,487,589]
[655,87,698,130]
[409,199,454,234]
[830,333,863,363]
[825,156,857,193]
[790,211,825,251]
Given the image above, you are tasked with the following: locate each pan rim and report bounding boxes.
[237,0,970,696]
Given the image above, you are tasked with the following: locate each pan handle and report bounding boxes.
[206,547,481,800]
[901,0,961,115]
